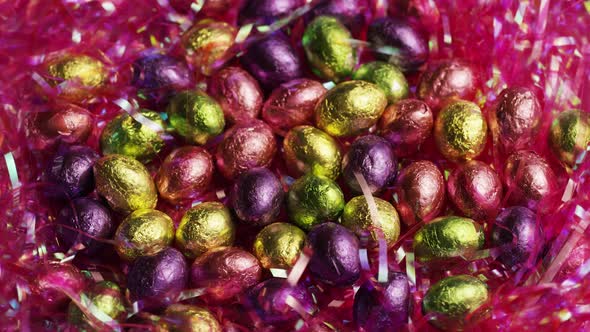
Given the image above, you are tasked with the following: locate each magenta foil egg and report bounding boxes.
[247,278,315,324]
[262,78,327,135]
[378,99,433,157]
[447,161,502,221]
[208,66,263,124]
[36,263,87,309]
[417,60,478,111]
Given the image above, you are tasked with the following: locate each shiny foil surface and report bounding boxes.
[352,61,409,103]
[341,196,401,247]
[549,109,590,167]
[208,66,263,124]
[253,222,306,269]
[379,99,433,157]
[114,209,175,261]
[182,19,236,75]
[418,60,478,110]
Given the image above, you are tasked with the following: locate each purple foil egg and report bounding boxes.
[56,198,114,255]
[208,66,263,124]
[131,54,191,90]
[241,32,303,90]
[491,206,544,267]
[127,247,188,309]
[230,168,284,226]
[46,145,99,198]
[307,222,361,286]
[367,17,429,72]
[309,0,368,32]
[342,135,397,194]
[239,0,303,24]
[247,278,315,324]
[191,247,262,303]
[353,271,410,332]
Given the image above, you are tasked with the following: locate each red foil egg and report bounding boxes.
[447,160,502,221]
[208,66,263,124]
[504,150,559,212]
[378,99,433,157]
[190,247,262,303]
[36,263,87,309]
[393,160,445,226]
[25,104,93,150]
[262,78,327,135]
[417,60,478,111]
[156,146,214,204]
[216,120,277,179]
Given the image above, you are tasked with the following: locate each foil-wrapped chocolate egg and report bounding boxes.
[127,247,188,308]
[68,281,126,330]
[549,109,590,167]
[208,66,263,124]
[378,99,433,157]
[418,60,478,110]
[45,54,107,100]
[241,32,303,90]
[504,150,558,211]
[176,202,235,259]
[94,154,158,214]
[26,105,93,150]
[283,125,342,179]
[47,145,99,198]
[191,247,262,302]
[247,278,315,324]
[131,53,191,90]
[393,160,445,226]
[353,272,410,332]
[156,146,214,204]
[491,206,544,267]
[342,196,400,247]
[307,222,361,285]
[253,222,306,269]
[352,61,409,103]
[56,198,114,255]
[36,263,86,309]
[239,0,303,24]
[230,168,284,226]
[302,15,356,81]
[447,161,502,221]
[316,80,387,137]
[183,19,236,75]
[434,100,488,161]
[367,17,429,72]
[114,209,175,261]
[100,110,165,163]
[167,91,225,145]
[287,173,345,230]
[309,0,367,31]
[414,216,485,262]
[492,87,542,152]
[262,79,327,135]
[422,275,489,330]
[164,304,221,332]
[342,135,397,193]
[216,120,276,179]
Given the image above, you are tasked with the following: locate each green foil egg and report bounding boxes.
[68,281,126,331]
[176,202,235,259]
[253,222,306,269]
[302,15,356,81]
[94,155,158,214]
[100,110,165,163]
[114,209,175,261]
[352,61,409,104]
[167,91,225,145]
[422,275,489,331]
[341,196,401,247]
[283,125,342,180]
[315,80,387,137]
[287,173,345,231]
[549,109,590,168]
[414,216,484,262]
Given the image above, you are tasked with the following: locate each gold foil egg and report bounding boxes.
[167,90,225,145]
[114,209,175,261]
[46,54,107,100]
[183,19,236,75]
[422,275,489,331]
[283,125,342,179]
[176,202,235,259]
[163,304,221,332]
[341,196,401,248]
[315,80,388,137]
[434,100,488,161]
[100,110,165,163]
[414,216,484,262]
[67,281,126,330]
[549,109,590,168]
[352,61,409,104]
[253,222,306,269]
[94,154,157,214]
